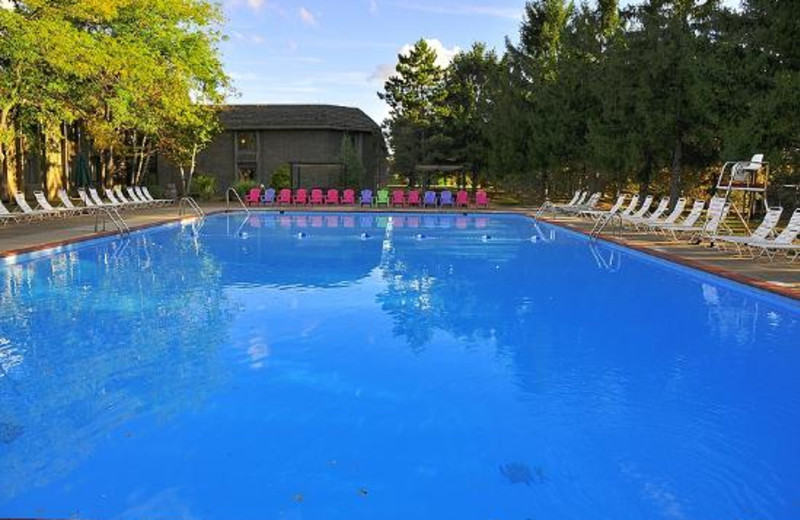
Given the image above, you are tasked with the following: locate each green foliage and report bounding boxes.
[379,39,449,184]
[380,0,800,202]
[337,136,366,188]
[270,163,291,189]
[0,0,230,190]
[232,179,260,197]
[189,174,217,201]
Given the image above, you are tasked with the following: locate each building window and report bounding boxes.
[238,164,257,181]
[236,132,257,153]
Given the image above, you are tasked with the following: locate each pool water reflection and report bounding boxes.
[0,212,798,520]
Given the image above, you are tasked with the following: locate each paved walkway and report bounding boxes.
[1,203,798,300]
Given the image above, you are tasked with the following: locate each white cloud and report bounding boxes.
[369,0,378,15]
[247,0,264,8]
[399,38,460,69]
[370,39,458,87]
[369,63,395,84]
[252,35,265,44]
[299,6,318,26]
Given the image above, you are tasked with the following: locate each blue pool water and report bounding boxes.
[1,212,799,519]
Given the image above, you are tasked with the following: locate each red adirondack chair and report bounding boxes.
[244,187,261,206]
[309,189,324,204]
[341,189,356,205]
[277,188,292,205]
[455,190,469,207]
[391,190,406,207]
[475,190,489,208]
[293,188,308,205]
[326,189,339,204]
[406,190,421,206]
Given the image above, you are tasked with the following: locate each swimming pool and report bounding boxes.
[1,212,798,519]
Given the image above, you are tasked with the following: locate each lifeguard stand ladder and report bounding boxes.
[715,154,769,233]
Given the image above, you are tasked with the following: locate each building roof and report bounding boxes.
[218,104,381,133]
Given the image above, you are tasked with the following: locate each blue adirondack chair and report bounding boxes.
[360,189,373,206]
[261,188,276,205]
[423,190,437,207]
[440,190,454,207]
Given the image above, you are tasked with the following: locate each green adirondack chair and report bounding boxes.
[375,189,390,207]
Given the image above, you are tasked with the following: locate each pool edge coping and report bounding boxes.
[0,207,797,302]
[534,213,800,302]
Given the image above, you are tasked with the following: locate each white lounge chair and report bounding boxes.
[34,191,76,217]
[742,209,800,262]
[89,188,115,207]
[621,195,654,226]
[100,188,129,208]
[114,186,146,207]
[544,190,581,211]
[58,189,91,214]
[713,207,783,256]
[691,200,732,242]
[0,198,25,225]
[626,197,669,229]
[14,192,59,220]
[561,192,601,214]
[550,191,587,213]
[617,194,639,219]
[580,194,626,220]
[78,188,98,209]
[126,186,151,206]
[642,198,687,231]
[654,200,706,239]
[141,186,173,205]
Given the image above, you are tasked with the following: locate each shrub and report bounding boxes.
[189,174,217,201]
[232,179,260,197]
[271,163,291,189]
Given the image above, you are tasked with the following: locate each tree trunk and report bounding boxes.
[134,135,148,185]
[670,137,682,208]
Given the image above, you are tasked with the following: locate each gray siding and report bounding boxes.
[157,123,386,193]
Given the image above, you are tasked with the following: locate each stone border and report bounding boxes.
[535,214,800,302]
[1,207,797,302]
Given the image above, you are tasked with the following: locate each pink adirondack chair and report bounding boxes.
[407,190,421,206]
[455,190,469,207]
[309,189,324,204]
[244,187,261,206]
[326,189,339,204]
[475,190,489,208]
[277,188,292,205]
[293,188,308,205]
[341,189,356,205]
[391,190,405,207]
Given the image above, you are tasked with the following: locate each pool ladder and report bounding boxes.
[94,207,130,236]
[590,213,624,240]
[178,197,205,218]
[226,187,251,215]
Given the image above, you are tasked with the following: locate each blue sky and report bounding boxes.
[220,0,522,123]
[219,0,739,124]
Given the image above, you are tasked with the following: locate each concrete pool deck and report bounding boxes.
[0,203,798,301]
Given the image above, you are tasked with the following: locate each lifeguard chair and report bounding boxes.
[715,153,769,229]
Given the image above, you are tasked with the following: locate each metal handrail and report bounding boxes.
[590,212,623,239]
[226,187,250,214]
[178,197,205,217]
[94,207,130,236]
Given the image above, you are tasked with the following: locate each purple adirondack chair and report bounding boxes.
[360,189,373,206]
[440,190,454,207]
[261,188,276,204]
[423,191,437,207]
